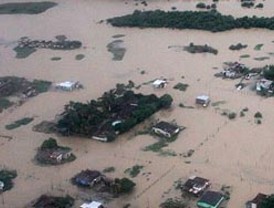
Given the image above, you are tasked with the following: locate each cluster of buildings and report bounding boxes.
[180,175,271,208]
[17,37,82,50]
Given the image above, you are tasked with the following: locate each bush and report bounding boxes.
[196,2,206,9]
[160,94,173,108]
[41,138,58,149]
[119,178,136,193]
[228,112,237,119]
[0,169,17,191]
[160,198,187,208]
[254,112,262,118]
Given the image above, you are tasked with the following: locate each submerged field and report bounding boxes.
[0,0,274,207]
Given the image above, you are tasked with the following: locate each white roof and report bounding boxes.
[56,81,76,88]
[80,201,102,208]
[152,79,167,86]
[196,95,209,100]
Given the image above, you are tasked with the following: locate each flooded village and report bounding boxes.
[1,0,274,208]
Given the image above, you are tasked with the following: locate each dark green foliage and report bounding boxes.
[241,1,254,8]
[0,169,17,192]
[184,43,218,54]
[0,98,13,111]
[173,83,189,91]
[33,195,74,208]
[57,85,173,141]
[115,178,136,194]
[75,54,85,60]
[13,45,37,58]
[229,43,247,50]
[32,79,52,93]
[196,2,206,9]
[108,10,274,32]
[41,138,58,149]
[261,195,274,208]
[103,166,115,173]
[160,198,187,208]
[228,112,237,120]
[124,165,143,178]
[263,65,274,81]
[0,2,57,14]
[255,3,264,9]
[159,94,173,108]
[5,117,34,130]
[254,112,262,118]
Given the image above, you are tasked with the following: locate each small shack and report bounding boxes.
[246,193,268,208]
[80,201,104,208]
[152,79,168,88]
[197,191,224,208]
[196,95,210,107]
[152,121,181,138]
[182,176,210,197]
[73,170,103,187]
[55,81,82,91]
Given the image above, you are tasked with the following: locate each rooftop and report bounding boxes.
[197,191,224,208]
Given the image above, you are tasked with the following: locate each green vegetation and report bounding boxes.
[254,56,269,61]
[103,166,115,173]
[124,165,143,177]
[0,98,13,111]
[184,43,218,55]
[241,1,254,8]
[33,195,74,208]
[173,82,189,91]
[228,112,237,120]
[196,2,206,9]
[75,54,85,60]
[36,138,76,165]
[211,100,226,107]
[112,178,136,194]
[41,137,58,149]
[261,195,274,208]
[160,198,187,208]
[255,3,264,9]
[57,84,173,141]
[240,54,250,58]
[5,117,34,130]
[0,2,57,15]
[13,46,37,58]
[263,65,274,80]
[108,10,274,32]
[107,40,126,61]
[32,79,52,93]
[254,44,264,51]
[51,57,62,61]
[144,140,168,152]
[0,169,17,191]
[229,43,247,50]
[254,112,262,118]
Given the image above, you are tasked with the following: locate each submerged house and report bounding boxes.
[246,193,268,208]
[197,191,224,208]
[55,81,82,91]
[73,170,103,187]
[152,79,168,88]
[80,201,104,208]
[182,176,210,197]
[37,148,72,164]
[196,95,210,107]
[152,121,181,138]
[256,79,274,94]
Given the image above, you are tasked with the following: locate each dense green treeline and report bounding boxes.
[107,10,274,32]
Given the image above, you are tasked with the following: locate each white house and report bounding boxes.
[80,201,104,208]
[152,79,168,88]
[196,95,210,107]
[152,121,180,138]
[55,81,81,91]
